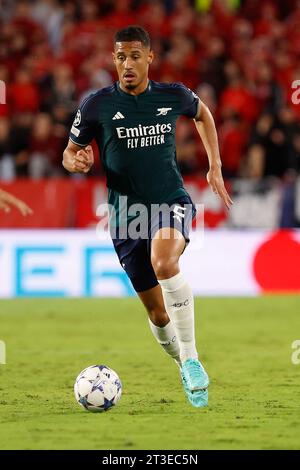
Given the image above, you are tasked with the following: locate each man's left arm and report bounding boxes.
[193,99,233,210]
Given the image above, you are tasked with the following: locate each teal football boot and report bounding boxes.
[180,358,209,408]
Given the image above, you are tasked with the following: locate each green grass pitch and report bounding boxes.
[0,296,299,450]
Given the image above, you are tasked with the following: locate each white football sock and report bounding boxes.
[158,272,198,363]
[148,318,181,366]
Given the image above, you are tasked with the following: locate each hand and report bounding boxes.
[0,190,33,216]
[206,165,233,210]
[72,145,94,173]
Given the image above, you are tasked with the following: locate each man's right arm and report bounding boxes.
[62,140,94,173]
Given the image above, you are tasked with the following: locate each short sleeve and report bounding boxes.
[69,95,96,146]
[178,84,200,119]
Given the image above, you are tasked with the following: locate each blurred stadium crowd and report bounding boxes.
[0,0,300,226]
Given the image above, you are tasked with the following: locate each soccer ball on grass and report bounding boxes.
[74,364,122,412]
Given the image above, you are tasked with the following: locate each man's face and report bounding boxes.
[113,41,153,91]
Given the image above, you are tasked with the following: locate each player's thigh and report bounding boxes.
[112,237,158,293]
[149,195,195,263]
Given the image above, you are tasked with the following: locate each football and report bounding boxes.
[74,364,122,412]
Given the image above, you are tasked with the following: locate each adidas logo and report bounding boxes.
[112,112,125,120]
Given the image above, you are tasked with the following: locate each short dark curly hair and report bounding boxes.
[114,25,151,48]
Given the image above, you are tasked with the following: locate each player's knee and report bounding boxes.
[151,255,178,280]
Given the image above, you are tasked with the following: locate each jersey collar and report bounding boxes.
[116,80,152,97]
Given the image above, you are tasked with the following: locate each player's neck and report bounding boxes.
[119,78,149,96]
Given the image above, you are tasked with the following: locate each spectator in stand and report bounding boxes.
[28,113,64,179]
[220,60,259,125]
[31,0,64,51]
[161,33,199,89]
[42,63,77,120]
[246,111,297,179]
[254,61,283,115]
[200,36,227,99]
[218,111,248,178]
[10,67,40,115]
[104,0,137,30]
[168,0,195,34]
[8,113,33,177]
[137,1,170,41]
